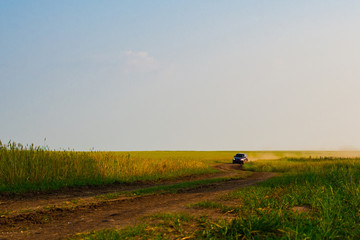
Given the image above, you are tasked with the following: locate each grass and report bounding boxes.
[71,213,198,240]
[2,140,360,193]
[75,156,360,239]
[0,177,238,222]
[0,141,218,193]
[190,201,235,213]
[196,158,360,239]
[3,140,360,238]
[97,173,249,200]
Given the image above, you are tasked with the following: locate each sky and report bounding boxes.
[1,1,360,151]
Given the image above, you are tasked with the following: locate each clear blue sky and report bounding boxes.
[1,1,360,150]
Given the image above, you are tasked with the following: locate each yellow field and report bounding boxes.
[1,141,360,193]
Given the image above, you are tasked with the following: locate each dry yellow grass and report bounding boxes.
[2,140,360,193]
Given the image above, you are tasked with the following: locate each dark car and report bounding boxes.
[232,153,248,164]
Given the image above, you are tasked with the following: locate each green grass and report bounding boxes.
[190,201,235,213]
[97,174,248,200]
[72,224,150,240]
[71,213,199,240]
[75,157,360,239]
[197,158,360,239]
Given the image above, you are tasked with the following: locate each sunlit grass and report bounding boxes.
[76,157,360,239]
[2,140,360,193]
[244,157,360,173]
[0,141,214,193]
[200,157,360,239]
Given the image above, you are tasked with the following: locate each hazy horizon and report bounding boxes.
[1,1,360,151]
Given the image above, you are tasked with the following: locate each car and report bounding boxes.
[232,153,248,164]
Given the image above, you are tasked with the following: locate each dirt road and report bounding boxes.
[0,164,275,240]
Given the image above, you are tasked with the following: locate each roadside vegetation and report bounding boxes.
[75,157,360,239]
[0,175,248,219]
[0,141,216,193]
[193,157,360,239]
[98,173,249,200]
[1,140,360,194]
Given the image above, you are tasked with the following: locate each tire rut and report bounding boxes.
[0,164,275,240]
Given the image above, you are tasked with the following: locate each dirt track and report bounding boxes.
[0,164,275,240]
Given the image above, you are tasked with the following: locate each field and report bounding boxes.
[69,157,360,240]
[1,141,358,193]
[1,141,360,239]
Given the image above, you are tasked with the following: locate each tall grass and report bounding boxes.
[2,140,360,193]
[0,141,213,193]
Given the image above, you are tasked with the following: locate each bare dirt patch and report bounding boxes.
[0,164,275,240]
[292,205,313,213]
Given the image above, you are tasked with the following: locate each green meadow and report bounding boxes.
[75,156,360,239]
[196,157,360,239]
